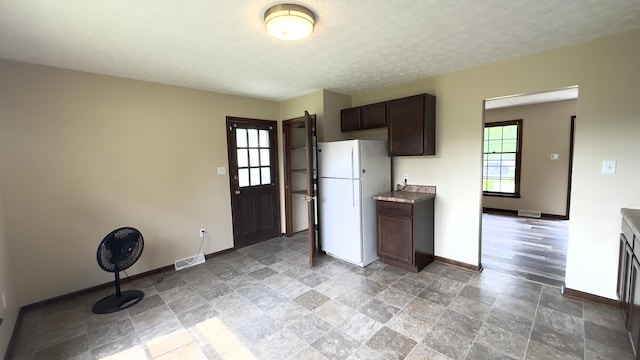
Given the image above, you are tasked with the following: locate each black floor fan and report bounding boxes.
[92,227,145,314]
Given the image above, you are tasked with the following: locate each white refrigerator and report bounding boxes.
[318,140,391,267]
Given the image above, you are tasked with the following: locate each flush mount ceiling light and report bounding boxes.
[264,4,315,41]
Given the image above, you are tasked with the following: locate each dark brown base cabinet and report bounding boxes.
[376,198,434,272]
[620,233,633,325]
[617,212,640,358]
[630,259,640,355]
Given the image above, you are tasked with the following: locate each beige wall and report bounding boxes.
[0,190,17,356]
[321,90,351,142]
[0,60,280,306]
[351,29,640,299]
[483,100,576,216]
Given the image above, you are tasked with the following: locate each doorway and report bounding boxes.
[226,117,280,249]
[480,88,577,286]
[282,112,320,267]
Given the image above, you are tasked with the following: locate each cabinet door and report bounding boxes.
[630,259,640,354]
[623,241,634,328]
[360,102,386,129]
[620,235,629,300]
[377,212,413,264]
[341,108,360,132]
[388,94,425,156]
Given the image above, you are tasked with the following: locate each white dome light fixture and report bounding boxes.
[264,4,315,41]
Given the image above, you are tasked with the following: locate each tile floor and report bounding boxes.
[7,232,634,359]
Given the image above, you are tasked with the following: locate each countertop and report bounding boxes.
[373,184,436,204]
[622,208,640,237]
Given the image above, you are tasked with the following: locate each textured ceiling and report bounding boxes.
[1,1,639,101]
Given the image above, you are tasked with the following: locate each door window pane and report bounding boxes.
[237,149,248,167]
[248,129,259,147]
[234,125,274,188]
[259,130,269,147]
[260,149,270,166]
[249,149,260,167]
[261,167,271,184]
[250,168,260,186]
[238,168,249,187]
[236,128,247,148]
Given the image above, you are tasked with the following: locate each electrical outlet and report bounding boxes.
[199,228,206,238]
[403,174,409,185]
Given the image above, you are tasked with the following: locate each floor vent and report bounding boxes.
[518,209,542,218]
[174,253,205,271]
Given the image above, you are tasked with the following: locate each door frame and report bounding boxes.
[478,105,577,270]
[226,116,281,249]
[564,115,576,220]
[282,117,304,237]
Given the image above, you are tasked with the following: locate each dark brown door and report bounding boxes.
[226,117,280,249]
[303,111,319,267]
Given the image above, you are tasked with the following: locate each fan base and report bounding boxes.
[92,290,144,314]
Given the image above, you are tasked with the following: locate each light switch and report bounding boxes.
[602,160,616,175]
[217,166,226,175]
[550,153,559,161]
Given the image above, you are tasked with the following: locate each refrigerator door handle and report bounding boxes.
[351,150,355,207]
[352,178,355,207]
[350,150,354,180]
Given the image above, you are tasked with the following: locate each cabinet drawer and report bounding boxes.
[377,201,412,217]
[623,219,634,247]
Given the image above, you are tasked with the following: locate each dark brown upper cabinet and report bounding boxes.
[340,102,386,132]
[388,93,436,156]
[340,107,360,132]
[340,93,436,156]
[360,102,386,129]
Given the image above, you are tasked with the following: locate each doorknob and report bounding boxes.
[303,195,316,202]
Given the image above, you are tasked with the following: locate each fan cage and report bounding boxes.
[96,227,144,272]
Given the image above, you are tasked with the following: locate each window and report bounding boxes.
[235,127,272,187]
[483,119,522,197]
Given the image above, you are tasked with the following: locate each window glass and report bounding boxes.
[248,129,259,147]
[235,126,274,188]
[250,168,260,186]
[237,149,248,168]
[483,120,522,196]
[259,130,269,147]
[260,149,270,166]
[236,128,247,148]
[502,139,517,152]
[238,168,249,187]
[249,149,260,167]
[261,167,271,184]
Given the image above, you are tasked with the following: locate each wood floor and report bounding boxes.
[481,213,569,287]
